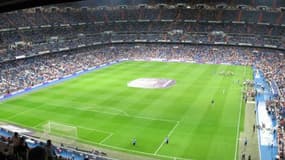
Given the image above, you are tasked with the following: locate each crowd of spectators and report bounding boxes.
[0,4,285,62]
[0,130,110,160]
[259,50,285,158]
[0,6,284,28]
[0,43,284,158]
[1,28,284,62]
[1,21,283,43]
[0,132,72,160]
[0,46,121,94]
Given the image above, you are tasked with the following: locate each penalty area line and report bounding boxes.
[45,102,177,123]
[99,133,114,144]
[154,121,180,155]
[3,103,47,120]
[0,119,43,132]
[32,121,49,128]
[76,126,113,135]
[80,138,192,160]
[0,119,191,160]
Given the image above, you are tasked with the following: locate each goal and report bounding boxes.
[42,121,78,147]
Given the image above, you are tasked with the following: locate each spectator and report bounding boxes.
[15,137,29,160]
[45,139,56,160]
[28,146,46,160]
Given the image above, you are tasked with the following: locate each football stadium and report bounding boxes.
[0,0,284,160]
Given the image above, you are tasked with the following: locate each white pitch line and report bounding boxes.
[77,126,112,135]
[32,121,48,128]
[99,133,113,144]
[234,66,246,160]
[184,85,241,90]
[109,107,129,116]
[40,121,113,135]
[67,102,129,116]
[234,89,243,160]
[1,103,46,120]
[154,121,180,155]
[43,102,177,123]
[46,102,129,117]
[61,101,175,122]
[79,138,192,160]
[0,115,183,158]
[131,115,177,123]
[0,119,40,131]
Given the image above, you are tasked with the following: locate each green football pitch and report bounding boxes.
[0,61,252,160]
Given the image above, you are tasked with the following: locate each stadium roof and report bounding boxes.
[0,0,79,13]
[0,0,285,13]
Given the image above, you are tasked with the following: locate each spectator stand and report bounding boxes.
[253,68,278,160]
[0,124,111,160]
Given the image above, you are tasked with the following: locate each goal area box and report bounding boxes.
[42,121,78,147]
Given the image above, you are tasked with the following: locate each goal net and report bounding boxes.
[42,121,78,147]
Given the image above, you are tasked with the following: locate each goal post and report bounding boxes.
[42,121,78,147]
